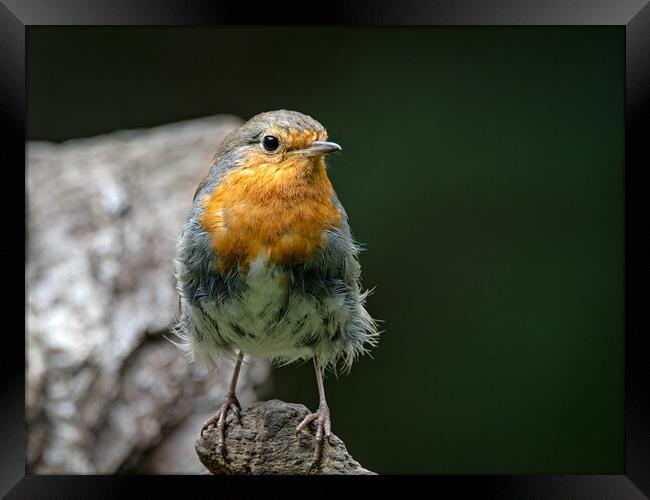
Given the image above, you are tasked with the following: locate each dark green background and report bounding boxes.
[28,27,624,474]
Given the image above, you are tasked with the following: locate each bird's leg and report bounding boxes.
[296,354,332,464]
[201,350,244,456]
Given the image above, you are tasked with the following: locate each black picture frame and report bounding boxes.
[5,1,649,497]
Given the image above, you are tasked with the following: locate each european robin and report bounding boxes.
[173,110,379,463]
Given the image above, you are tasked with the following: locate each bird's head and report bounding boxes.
[215,109,341,174]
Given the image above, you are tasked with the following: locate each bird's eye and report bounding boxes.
[262,135,280,152]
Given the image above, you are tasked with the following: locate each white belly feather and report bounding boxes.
[190,254,349,365]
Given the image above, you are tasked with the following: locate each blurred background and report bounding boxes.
[27,27,624,474]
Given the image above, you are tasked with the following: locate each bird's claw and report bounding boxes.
[201,393,242,457]
[296,402,332,465]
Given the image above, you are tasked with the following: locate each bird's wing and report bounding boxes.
[316,192,363,287]
[193,175,210,202]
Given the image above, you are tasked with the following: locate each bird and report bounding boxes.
[173,109,379,463]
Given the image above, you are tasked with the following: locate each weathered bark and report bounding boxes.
[26,115,271,474]
[196,400,375,475]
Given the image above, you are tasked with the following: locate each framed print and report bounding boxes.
[4,0,650,497]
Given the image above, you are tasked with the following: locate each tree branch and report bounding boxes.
[195,400,375,475]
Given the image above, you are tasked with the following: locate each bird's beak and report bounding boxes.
[294,140,342,157]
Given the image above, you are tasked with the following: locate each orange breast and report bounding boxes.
[199,155,341,273]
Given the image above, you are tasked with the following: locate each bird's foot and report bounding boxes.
[201,393,242,457]
[296,401,331,466]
